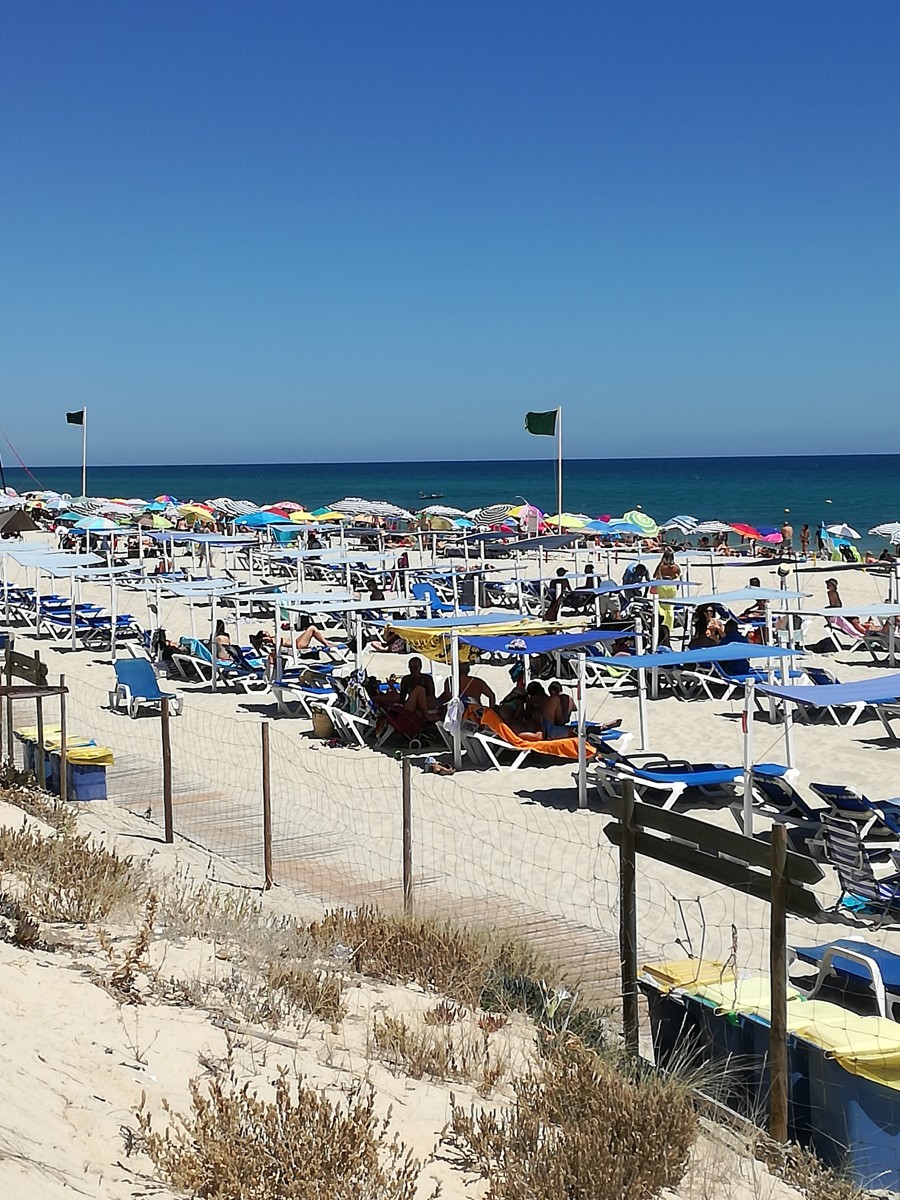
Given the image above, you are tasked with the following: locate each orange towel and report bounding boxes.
[467,705,595,762]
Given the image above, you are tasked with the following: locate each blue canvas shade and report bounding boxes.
[459,630,634,654]
[756,676,900,705]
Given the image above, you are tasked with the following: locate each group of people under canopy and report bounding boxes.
[365,655,613,743]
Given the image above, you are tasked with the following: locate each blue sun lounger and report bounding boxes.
[109,658,183,718]
[591,753,795,810]
[810,782,900,842]
[792,939,900,1019]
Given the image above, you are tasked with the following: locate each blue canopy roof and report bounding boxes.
[607,643,802,670]
[504,534,580,551]
[387,613,530,629]
[459,630,634,654]
[756,675,900,706]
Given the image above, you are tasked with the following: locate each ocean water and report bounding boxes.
[3,455,898,546]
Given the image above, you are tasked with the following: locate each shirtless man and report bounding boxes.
[441,661,495,709]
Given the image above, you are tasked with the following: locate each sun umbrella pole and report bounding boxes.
[354,611,362,673]
[650,593,660,699]
[210,590,217,692]
[110,576,118,660]
[577,651,587,809]
[779,655,794,769]
[742,679,755,836]
[451,633,461,771]
[70,570,77,650]
[635,614,648,750]
[555,406,563,535]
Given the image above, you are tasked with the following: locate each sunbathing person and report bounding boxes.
[213,619,244,664]
[441,661,495,709]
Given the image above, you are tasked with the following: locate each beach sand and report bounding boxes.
[1,536,897,1195]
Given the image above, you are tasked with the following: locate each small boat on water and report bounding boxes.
[418,491,444,499]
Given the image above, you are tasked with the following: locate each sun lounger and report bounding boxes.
[590,753,795,810]
[270,672,336,718]
[809,782,900,843]
[462,706,628,773]
[791,938,900,1018]
[821,815,900,922]
[171,637,266,691]
[109,658,183,718]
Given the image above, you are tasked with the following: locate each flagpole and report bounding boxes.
[556,405,563,534]
[81,407,87,497]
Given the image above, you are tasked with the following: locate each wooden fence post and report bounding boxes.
[161,698,173,843]
[620,777,640,1057]
[35,688,45,792]
[58,675,68,806]
[401,757,413,912]
[4,647,12,763]
[261,722,273,890]
[769,822,789,1141]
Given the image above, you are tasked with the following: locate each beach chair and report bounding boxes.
[590,753,795,811]
[791,938,900,1018]
[410,581,474,616]
[171,637,266,691]
[108,658,183,718]
[820,815,900,922]
[461,706,599,772]
[809,782,900,844]
[270,672,336,718]
[824,615,866,652]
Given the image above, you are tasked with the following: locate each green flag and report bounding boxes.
[524,409,558,436]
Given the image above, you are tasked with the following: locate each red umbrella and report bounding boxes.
[730,522,762,540]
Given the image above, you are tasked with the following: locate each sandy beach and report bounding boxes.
[2,533,899,1196]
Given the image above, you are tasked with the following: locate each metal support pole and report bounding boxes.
[742,678,755,836]
[577,651,587,809]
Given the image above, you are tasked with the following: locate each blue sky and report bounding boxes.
[1,1,898,468]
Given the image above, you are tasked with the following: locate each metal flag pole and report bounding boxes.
[81,406,88,497]
[556,405,563,534]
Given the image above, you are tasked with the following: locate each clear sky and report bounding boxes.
[2,1,898,468]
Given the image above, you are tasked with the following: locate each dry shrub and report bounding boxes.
[374,1013,509,1094]
[263,961,344,1025]
[0,825,141,922]
[136,1070,421,1200]
[309,906,548,1008]
[449,1040,697,1200]
[0,781,77,835]
[755,1135,864,1200]
[0,892,41,948]
[98,893,159,1004]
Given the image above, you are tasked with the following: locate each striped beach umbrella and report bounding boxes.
[473,502,514,525]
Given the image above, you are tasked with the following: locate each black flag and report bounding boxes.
[66,409,85,425]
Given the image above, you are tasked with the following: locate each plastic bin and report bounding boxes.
[65,761,108,802]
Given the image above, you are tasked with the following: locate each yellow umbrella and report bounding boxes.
[179,504,215,523]
[545,513,588,530]
[288,510,319,523]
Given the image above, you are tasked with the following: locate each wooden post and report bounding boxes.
[4,648,11,763]
[620,777,640,1057]
[161,697,173,843]
[769,822,789,1141]
[401,757,413,912]
[58,675,68,806]
[35,692,45,792]
[261,722,273,890]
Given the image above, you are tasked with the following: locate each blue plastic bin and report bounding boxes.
[805,1044,900,1189]
[66,762,108,802]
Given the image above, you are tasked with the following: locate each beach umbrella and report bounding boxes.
[235,511,290,527]
[263,505,293,518]
[179,504,215,522]
[608,519,647,537]
[328,496,414,520]
[420,504,467,517]
[826,523,861,540]
[288,510,319,523]
[55,511,83,523]
[756,527,783,544]
[155,494,178,504]
[870,522,900,538]
[152,514,173,529]
[452,517,474,529]
[695,520,732,534]
[473,503,514,525]
[271,500,304,512]
[730,522,762,540]
[623,509,659,537]
[662,515,699,534]
[74,515,120,531]
[545,512,589,530]
[312,507,349,520]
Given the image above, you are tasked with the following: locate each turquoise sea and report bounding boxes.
[3,456,898,547]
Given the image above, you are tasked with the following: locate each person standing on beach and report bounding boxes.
[800,524,810,556]
[781,518,793,554]
[652,547,681,629]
